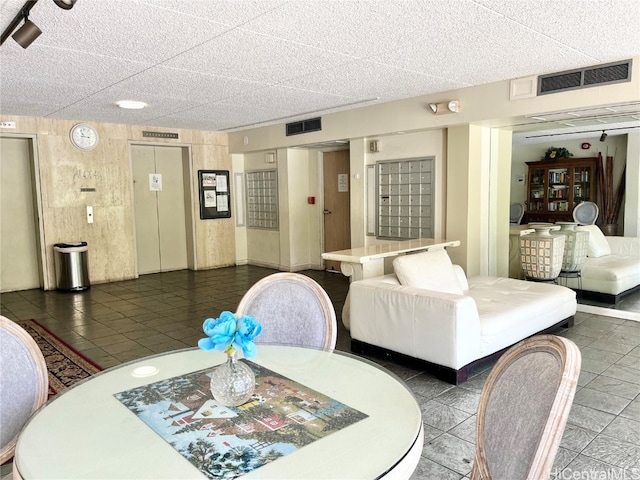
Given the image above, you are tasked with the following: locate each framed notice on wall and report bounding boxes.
[198,170,231,220]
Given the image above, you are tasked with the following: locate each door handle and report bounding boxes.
[323,209,332,215]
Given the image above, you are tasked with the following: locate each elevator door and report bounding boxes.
[132,145,188,275]
[0,137,41,291]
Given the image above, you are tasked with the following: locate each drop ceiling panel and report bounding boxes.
[372,22,593,87]
[108,66,263,102]
[221,84,351,115]
[31,0,234,63]
[0,77,97,116]
[164,29,354,84]
[477,0,640,60]
[147,102,285,131]
[283,60,466,101]
[139,0,289,28]
[0,43,151,87]
[239,0,440,57]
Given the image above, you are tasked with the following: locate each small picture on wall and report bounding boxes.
[204,191,216,207]
[215,174,228,192]
[217,194,228,212]
[202,173,216,187]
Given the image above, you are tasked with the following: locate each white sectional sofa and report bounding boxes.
[349,249,577,384]
[563,225,640,303]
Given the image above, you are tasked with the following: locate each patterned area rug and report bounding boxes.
[17,319,102,398]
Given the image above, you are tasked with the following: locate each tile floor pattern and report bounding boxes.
[2,265,639,479]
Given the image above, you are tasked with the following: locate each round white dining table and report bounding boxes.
[15,345,423,479]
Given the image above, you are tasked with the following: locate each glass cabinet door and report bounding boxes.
[547,167,569,212]
[528,168,546,211]
[572,166,592,204]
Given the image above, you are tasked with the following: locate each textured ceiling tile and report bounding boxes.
[476,0,640,60]
[0,77,96,114]
[222,84,351,114]
[240,0,454,57]
[281,60,465,101]
[372,28,593,87]
[149,102,283,130]
[110,66,263,102]
[0,43,151,88]
[139,0,289,27]
[164,29,354,83]
[28,0,232,63]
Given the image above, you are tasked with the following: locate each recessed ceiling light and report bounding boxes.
[117,100,147,110]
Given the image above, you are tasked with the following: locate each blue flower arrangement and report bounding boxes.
[198,311,262,358]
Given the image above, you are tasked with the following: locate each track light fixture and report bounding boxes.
[12,17,41,48]
[54,0,77,9]
[600,131,608,142]
[1,0,78,49]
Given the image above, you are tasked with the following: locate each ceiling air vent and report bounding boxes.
[538,59,632,95]
[286,117,322,136]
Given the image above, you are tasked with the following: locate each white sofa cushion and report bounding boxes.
[557,236,640,295]
[577,225,612,257]
[466,277,577,356]
[393,249,463,295]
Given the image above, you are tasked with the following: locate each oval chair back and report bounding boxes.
[573,201,599,225]
[236,272,337,350]
[471,335,581,480]
[509,203,525,225]
[0,316,48,465]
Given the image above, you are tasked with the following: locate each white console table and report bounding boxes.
[322,238,461,329]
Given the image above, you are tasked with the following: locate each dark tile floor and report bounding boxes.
[2,265,639,479]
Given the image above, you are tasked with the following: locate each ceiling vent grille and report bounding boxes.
[538,59,632,95]
[286,117,322,136]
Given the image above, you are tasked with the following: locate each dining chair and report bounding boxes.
[471,334,581,480]
[235,272,337,350]
[0,316,49,474]
[573,201,599,225]
[509,203,525,225]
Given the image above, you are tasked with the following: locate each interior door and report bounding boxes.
[323,150,351,272]
[132,145,188,275]
[0,137,41,291]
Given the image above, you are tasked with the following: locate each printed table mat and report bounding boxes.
[114,360,368,479]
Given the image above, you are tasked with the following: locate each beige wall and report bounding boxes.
[239,148,323,272]
[0,116,235,290]
[624,132,640,237]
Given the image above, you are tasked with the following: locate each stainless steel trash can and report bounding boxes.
[53,242,90,291]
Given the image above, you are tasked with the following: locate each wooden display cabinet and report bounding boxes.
[524,157,597,223]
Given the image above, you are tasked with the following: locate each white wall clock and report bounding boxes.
[70,124,99,151]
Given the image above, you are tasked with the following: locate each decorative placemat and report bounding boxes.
[114,361,368,479]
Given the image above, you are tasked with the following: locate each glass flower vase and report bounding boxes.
[209,351,255,407]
